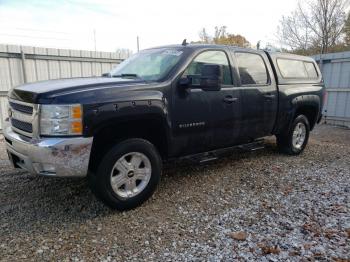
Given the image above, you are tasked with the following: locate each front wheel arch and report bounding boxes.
[88,138,162,210]
[88,117,169,173]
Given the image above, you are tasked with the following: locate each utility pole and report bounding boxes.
[20,51,27,83]
[137,36,140,52]
[93,29,97,52]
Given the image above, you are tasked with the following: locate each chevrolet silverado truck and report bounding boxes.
[3,44,325,210]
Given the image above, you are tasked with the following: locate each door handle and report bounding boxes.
[264,94,275,99]
[223,96,238,103]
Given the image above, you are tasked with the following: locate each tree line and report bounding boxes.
[192,26,250,48]
[194,0,349,55]
[278,0,350,55]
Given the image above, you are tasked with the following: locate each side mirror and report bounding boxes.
[200,64,222,91]
[178,76,191,88]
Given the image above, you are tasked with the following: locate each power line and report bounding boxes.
[0,26,94,37]
[13,27,72,35]
[0,33,69,41]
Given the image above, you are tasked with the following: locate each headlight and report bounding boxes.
[40,104,83,136]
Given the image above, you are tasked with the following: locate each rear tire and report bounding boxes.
[88,138,162,210]
[276,114,310,155]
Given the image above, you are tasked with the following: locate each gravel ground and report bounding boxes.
[0,124,349,261]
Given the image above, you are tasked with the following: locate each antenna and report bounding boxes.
[182,39,187,46]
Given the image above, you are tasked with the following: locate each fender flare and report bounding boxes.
[289,94,321,130]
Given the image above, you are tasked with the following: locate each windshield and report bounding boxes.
[109,48,184,81]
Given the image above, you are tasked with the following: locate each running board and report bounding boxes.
[199,156,218,163]
[237,139,265,151]
[174,139,265,164]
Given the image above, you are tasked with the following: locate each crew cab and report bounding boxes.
[3,44,325,210]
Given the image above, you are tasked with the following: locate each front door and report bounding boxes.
[171,50,241,156]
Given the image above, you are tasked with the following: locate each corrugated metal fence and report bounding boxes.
[0,44,128,129]
[314,51,350,128]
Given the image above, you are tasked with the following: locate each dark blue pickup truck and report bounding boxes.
[4,44,325,210]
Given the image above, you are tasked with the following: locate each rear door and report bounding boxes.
[233,51,278,139]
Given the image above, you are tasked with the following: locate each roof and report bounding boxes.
[146,43,259,53]
[267,51,316,62]
[146,44,315,61]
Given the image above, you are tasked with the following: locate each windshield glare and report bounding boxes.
[109,48,184,81]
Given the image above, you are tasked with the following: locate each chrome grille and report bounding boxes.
[10,118,33,133]
[8,99,37,138]
[9,101,33,114]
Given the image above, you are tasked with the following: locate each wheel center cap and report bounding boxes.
[127,170,134,178]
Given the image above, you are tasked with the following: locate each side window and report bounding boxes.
[277,59,308,78]
[236,52,269,85]
[183,51,232,85]
[304,62,318,78]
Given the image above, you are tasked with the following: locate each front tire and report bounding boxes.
[89,138,162,210]
[276,114,310,155]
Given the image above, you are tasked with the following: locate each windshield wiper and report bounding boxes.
[111,73,143,80]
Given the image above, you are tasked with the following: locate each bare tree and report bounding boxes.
[278,0,349,54]
[277,11,313,54]
[195,26,251,47]
[213,26,227,44]
[344,12,350,45]
[199,28,211,43]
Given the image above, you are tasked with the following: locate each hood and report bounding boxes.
[9,77,148,103]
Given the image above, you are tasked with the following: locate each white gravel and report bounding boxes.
[0,124,349,261]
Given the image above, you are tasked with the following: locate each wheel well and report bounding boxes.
[88,118,168,172]
[295,106,319,130]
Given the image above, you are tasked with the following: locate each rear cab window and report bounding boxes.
[304,62,318,78]
[277,58,318,79]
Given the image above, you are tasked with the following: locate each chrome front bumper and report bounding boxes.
[3,119,93,177]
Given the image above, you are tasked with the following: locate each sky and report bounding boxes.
[0,0,299,53]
